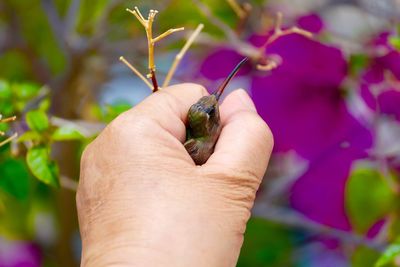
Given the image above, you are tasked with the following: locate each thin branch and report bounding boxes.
[50,117,105,137]
[252,202,386,252]
[256,12,313,70]
[0,115,17,123]
[124,6,184,92]
[193,0,238,43]
[153,28,185,43]
[60,175,78,191]
[119,56,154,90]
[40,0,68,52]
[163,24,204,87]
[227,0,246,19]
[0,115,17,138]
[0,133,18,147]
[192,0,259,58]
[64,0,80,37]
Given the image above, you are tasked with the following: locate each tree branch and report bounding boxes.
[40,0,68,52]
[252,202,387,251]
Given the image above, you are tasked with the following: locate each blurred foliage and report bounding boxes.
[237,218,294,267]
[346,167,396,234]
[0,0,400,266]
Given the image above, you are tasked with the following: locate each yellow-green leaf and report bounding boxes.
[346,168,395,233]
[25,110,49,132]
[375,243,400,267]
[26,146,59,187]
[52,126,84,141]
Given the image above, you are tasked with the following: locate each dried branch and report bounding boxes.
[124,6,184,92]
[253,202,386,252]
[50,117,105,137]
[227,0,247,19]
[0,133,18,147]
[193,0,238,44]
[256,12,313,71]
[60,175,78,191]
[163,24,204,87]
[119,56,153,90]
[193,0,260,58]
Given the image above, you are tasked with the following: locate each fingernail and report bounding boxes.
[236,89,257,112]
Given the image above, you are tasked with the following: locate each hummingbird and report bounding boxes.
[184,57,249,165]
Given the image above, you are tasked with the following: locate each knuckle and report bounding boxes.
[180,83,208,95]
[244,112,274,150]
[203,166,261,204]
[108,111,157,139]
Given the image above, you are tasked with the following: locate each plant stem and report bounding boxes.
[163,24,204,87]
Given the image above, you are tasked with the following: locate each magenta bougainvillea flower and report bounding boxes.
[200,48,251,80]
[296,13,324,34]
[251,34,372,160]
[199,16,374,230]
[0,238,41,267]
[361,32,400,122]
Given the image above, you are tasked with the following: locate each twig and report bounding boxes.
[252,202,387,251]
[40,0,68,52]
[64,0,80,37]
[125,7,184,92]
[50,117,105,137]
[60,175,78,191]
[256,12,313,70]
[119,56,153,90]
[163,24,204,87]
[193,0,259,58]
[0,115,17,138]
[193,0,238,44]
[0,115,17,123]
[0,133,18,147]
[227,0,247,19]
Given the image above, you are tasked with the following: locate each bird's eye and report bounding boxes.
[207,106,215,115]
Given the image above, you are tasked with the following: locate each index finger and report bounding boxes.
[126,83,208,142]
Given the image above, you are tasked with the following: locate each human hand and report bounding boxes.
[77,83,273,267]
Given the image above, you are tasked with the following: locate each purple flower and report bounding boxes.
[290,149,354,230]
[250,34,373,228]
[199,21,374,230]
[296,14,324,34]
[199,48,251,80]
[252,34,372,160]
[360,32,400,121]
[0,238,41,267]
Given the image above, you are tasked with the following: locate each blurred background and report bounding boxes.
[0,0,399,266]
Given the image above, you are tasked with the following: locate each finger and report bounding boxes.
[206,89,274,180]
[126,83,208,142]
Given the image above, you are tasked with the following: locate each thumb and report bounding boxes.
[205,89,274,181]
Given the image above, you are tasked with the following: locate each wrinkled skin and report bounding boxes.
[77,84,273,267]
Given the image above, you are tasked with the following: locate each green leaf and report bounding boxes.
[389,37,400,51]
[38,98,51,112]
[0,80,12,99]
[13,82,40,99]
[26,146,59,187]
[18,131,43,142]
[237,218,293,267]
[0,158,30,200]
[103,102,132,122]
[352,246,380,267]
[25,110,49,132]
[52,126,84,141]
[346,168,395,233]
[349,54,370,75]
[375,243,400,267]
